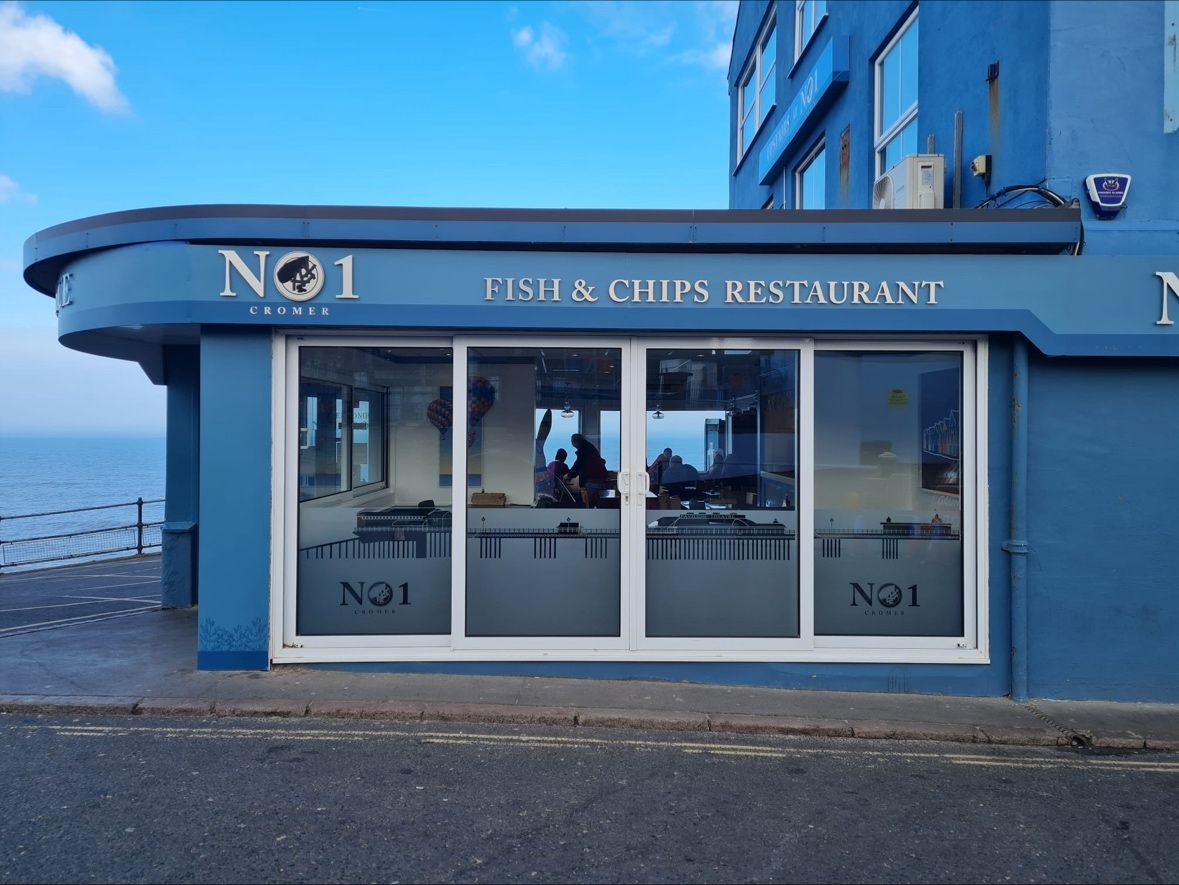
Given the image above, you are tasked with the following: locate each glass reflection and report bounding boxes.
[644,349,799,638]
[296,346,454,636]
[466,347,622,637]
[813,351,963,636]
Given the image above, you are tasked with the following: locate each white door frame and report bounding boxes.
[271,332,988,665]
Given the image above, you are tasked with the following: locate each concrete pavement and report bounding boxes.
[1,555,1177,750]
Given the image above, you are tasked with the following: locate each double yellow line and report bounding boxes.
[12,721,1179,774]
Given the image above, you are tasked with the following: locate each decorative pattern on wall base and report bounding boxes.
[198,616,268,653]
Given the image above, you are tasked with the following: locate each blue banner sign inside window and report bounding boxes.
[758,37,849,185]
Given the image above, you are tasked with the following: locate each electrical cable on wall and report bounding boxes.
[975,181,1084,255]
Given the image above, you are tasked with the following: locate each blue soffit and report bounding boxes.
[757,36,850,185]
[23,204,1081,297]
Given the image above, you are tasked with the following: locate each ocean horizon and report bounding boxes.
[0,435,167,547]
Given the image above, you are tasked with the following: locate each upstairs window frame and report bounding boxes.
[795,138,827,209]
[737,16,778,162]
[873,9,920,178]
[794,0,828,64]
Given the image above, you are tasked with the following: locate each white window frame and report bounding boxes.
[737,16,778,161]
[873,9,919,177]
[794,0,828,63]
[271,331,988,666]
[795,138,827,209]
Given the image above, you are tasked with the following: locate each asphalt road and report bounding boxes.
[0,713,1175,884]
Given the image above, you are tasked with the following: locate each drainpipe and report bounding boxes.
[1004,338,1030,701]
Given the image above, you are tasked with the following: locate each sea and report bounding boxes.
[0,436,167,565]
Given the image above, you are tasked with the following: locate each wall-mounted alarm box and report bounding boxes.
[1084,174,1131,217]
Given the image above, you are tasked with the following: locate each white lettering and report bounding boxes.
[608,280,630,303]
[538,278,561,301]
[1156,271,1179,325]
[725,280,745,303]
[805,281,827,304]
[692,280,709,303]
[219,250,269,298]
[923,280,944,305]
[484,277,502,301]
[334,255,359,299]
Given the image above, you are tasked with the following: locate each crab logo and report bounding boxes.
[273,251,324,302]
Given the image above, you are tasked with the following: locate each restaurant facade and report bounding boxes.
[22,204,1179,701]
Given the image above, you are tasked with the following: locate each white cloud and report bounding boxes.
[672,41,732,71]
[0,2,129,114]
[0,173,37,204]
[511,22,568,72]
[575,0,676,52]
[572,0,736,70]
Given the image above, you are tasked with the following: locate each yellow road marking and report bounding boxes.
[10,721,1178,773]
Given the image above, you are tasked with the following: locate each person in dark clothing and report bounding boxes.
[547,447,570,479]
[567,433,609,505]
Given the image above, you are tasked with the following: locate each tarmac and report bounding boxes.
[1,555,1177,751]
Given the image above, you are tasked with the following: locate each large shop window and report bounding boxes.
[814,350,964,637]
[464,347,623,637]
[284,338,980,660]
[644,347,799,638]
[295,345,455,637]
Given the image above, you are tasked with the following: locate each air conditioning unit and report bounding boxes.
[872,154,946,209]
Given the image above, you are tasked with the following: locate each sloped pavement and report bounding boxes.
[1,556,1176,750]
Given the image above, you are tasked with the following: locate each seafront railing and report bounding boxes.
[0,498,165,573]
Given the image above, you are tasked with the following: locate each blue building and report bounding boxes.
[22,2,1179,702]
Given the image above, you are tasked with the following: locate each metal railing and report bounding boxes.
[0,498,165,573]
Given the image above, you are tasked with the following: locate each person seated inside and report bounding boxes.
[661,454,700,499]
[547,447,570,480]
[568,433,610,506]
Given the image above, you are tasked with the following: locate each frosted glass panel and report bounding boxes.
[813,351,963,636]
[466,347,622,637]
[296,346,455,636]
[644,348,799,637]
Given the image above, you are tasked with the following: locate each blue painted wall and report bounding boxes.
[1046,1,1179,254]
[161,345,199,609]
[730,0,1178,224]
[1027,355,1179,701]
[196,329,272,670]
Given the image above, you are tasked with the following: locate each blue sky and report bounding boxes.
[0,0,737,435]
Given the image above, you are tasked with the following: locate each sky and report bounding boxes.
[0,0,737,436]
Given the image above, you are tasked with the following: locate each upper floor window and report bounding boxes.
[874,10,919,176]
[738,19,777,160]
[794,0,827,62]
[795,140,826,208]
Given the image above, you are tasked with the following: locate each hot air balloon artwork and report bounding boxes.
[433,378,497,487]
